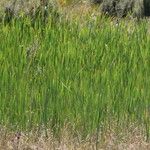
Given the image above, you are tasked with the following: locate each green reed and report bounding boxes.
[0,15,150,140]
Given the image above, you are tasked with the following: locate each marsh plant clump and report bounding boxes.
[0,0,150,145]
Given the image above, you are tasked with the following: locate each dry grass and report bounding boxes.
[0,125,149,150]
[0,0,92,26]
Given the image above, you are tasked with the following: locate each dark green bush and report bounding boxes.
[93,0,150,18]
[144,0,150,16]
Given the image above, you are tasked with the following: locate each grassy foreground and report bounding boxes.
[0,3,150,148]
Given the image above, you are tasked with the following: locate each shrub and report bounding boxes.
[2,0,60,25]
[92,0,150,18]
[144,0,150,16]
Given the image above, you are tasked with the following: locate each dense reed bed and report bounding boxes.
[0,12,150,143]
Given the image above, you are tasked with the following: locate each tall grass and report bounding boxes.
[0,14,150,140]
